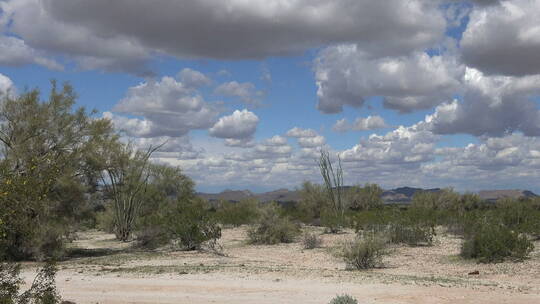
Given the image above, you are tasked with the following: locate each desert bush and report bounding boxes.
[494,199,540,236]
[351,208,395,234]
[352,207,434,246]
[135,226,169,250]
[302,232,322,249]
[389,207,436,246]
[411,188,460,211]
[346,184,383,211]
[341,235,387,270]
[461,219,534,263]
[329,294,358,304]
[297,181,329,224]
[168,201,221,251]
[214,199,260,227]
[141,198,221,251]
[133,165,221,251]
[388,222,434,246]
[0,262,61,304]
[247,203,300,244]
[33,227,66,262]
[458,193,485,212]
[320,208,349,233]
[95,204,117,234]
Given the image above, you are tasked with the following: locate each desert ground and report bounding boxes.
[19,227,540,304]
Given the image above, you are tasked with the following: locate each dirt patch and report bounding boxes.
[19,227,540,304]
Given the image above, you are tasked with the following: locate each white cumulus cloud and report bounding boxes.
[209,109,259,139]
[462,0,540,76]
[315,45,464,113]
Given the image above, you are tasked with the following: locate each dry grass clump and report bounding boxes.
[340,235,387,270]
[302,232,323,249]
[329,294,358,304]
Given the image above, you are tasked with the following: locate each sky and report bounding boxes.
[1,0,540,193]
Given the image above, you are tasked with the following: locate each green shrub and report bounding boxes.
[135,196,221,251]
[411,188,460,211]
[458,193,485,212]
[95,204,117,234]
[461,220,534,263]
[351,208,394,234]
[302,232,322,249]
[329,294,358,304]
[341,235,387,270]
[164,198,221,251]
[297,181,329,224]
[247,203,300,244]
[345,184,383,211]
[214,199,260,227]
[131,163,220,251]
[494,199,540,236]
[320,208,348,233]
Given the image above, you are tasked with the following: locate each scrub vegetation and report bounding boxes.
[1,85,539,303]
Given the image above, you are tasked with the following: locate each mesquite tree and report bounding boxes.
[318,149,346,232]
[0,82,115,260]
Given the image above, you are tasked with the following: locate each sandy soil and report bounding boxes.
[19,226,540,304]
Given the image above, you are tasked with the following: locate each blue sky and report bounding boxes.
[1,0,540,193]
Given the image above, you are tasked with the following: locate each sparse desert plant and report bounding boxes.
[19,263,61,304]
[0,263,22,304]
[341,235,387,270]
[318,150,347,233]
[388,223,434,246]
[248,203,300,244]
[97,142,162,242]
[302,232,322,249]
[461,219,534,263]
[329,294,358,304]
[1,262,61,304]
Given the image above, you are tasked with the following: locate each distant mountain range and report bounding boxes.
[197,187,538,204]
[477,189,537,203]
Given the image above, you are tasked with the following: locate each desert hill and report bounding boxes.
[478,189,537,203]
[198,187,537,205]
